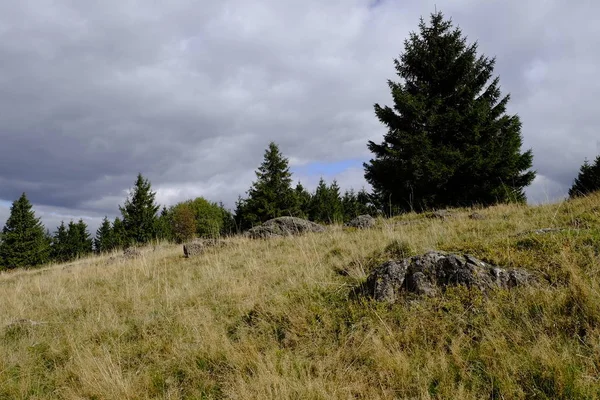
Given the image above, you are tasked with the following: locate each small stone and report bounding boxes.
[469,212,486,220]
[429,210,453,220]
[123,247,142,259]
[183,242,204,258]
[345,215,376,229]
[246,217,326,239]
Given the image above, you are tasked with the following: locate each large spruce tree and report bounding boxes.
[119,173,160,245]
[0,193,50,269]
[237,142,298,228]
[569,155,600,198]
[364,11,535,212]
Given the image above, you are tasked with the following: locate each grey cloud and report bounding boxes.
[0,0,598,233]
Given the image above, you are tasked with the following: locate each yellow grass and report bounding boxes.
[2,194,600,399]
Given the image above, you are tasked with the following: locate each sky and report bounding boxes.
[0,0,599,235]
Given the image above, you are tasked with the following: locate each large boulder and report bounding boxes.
[345,215,376,229]
[364,251,534,302]
[246,217,325,239]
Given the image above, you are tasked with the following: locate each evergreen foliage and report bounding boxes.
[569,155,600,198]
[308,178,344,224]
[111,217,127,249]
[294,182,312,219]
[52,220,93,261]
[94,217,117,254]
[0,193,50,269]
[342,188,378,221]
[236,142,298,229]
[51,222,70,262]
[66,219,93,259]
[364,11,535,213]
[155,206,174,242]
[219,202,236,236]
[119,173,160,245]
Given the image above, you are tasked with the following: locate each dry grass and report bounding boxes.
[2,194,600,399]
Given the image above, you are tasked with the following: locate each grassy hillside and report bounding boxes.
[1,194,600,399]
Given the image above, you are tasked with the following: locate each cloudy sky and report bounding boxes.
[0,0,598,234]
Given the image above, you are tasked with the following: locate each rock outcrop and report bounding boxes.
[345,215,376,229]
[246,217,325,239]
[364,251,534,302]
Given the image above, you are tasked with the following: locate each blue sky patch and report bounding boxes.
[292,158,364,177]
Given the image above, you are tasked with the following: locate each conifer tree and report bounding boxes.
[155,206,173,242]
[364,11,535,212]
[237,142,297,228]
[119,173,160,245]
[309,178,344,224]
[94,216,117,253]
[342,188,379,221]
[294,182,312,218]
[52,221,70,262]
[0,193,50,269]
[112,217,127,249]
[569,155,600,198]
[219,202,236,237]
[65,219,93,259]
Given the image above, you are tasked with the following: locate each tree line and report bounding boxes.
[0,147,376,270]
[2,11,600,271]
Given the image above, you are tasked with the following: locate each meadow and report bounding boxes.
[1,193,600,399]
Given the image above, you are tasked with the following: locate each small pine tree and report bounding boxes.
[342,188,379,221]
[61,220,92,260]
[52,221,70,262]
[569,155,600,198]
[237,142,298,229]
[112,217,127,249]
[155,206,174,242]
[0,193,50,269]
[94,216,115,253]
[309,178,344,224]
[294,182,312,219]
[119,173,160,245]
[218,202,236,237]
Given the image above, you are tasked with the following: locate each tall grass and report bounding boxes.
[1,194,600,399]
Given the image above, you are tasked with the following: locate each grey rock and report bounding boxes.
[5,319,46,328]
[246,217,325,239]
[123,247,142,259]
[183,239,225,257]
[429,210,453,220]
[364,251,535,302]
[469,212,486,220]
[183,242,204,258]
[345,215,376,229]
[365,260,410,303]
